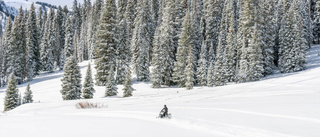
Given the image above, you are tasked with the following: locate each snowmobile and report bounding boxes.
[157,109,172,119]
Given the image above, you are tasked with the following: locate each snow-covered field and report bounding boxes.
[0,45,319,137]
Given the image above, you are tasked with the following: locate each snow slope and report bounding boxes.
[3,0,42,11]
[0,45,319,137]
[21,0,93,8]
[3,0,92,10]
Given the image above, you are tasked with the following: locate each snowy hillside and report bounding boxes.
[3,0,40,11]
[27,0,91,8]
[5,0,94,9]
[0,0,47,32]
[0,45,319,137]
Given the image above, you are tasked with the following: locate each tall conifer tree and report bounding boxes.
[40,8,55,73]
[197,41,208,86]
[123,67,134,97]
[95,0,118,86]
[26,3,39,81]
[279,0,307,73]
[64,13,74,62]
[185,45,196,90]
[82,63,95,99]
[157,0,175,85]
[1,16,12,86]
[237,0,258,83]
[23,83,33,104]
[4,73,20,111]
[7,7,25,84]
[172,11,191,88]
[116,0,130,84]
[131,0,151,82]
[105,66,118,97]
[60,56,82,100]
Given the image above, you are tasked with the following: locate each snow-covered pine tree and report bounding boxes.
[185,44,196,90]
[197,40,207,86]
[73,29,80,62]
[136,37,151,82]
[41,9,48,38]
[40,8,55,73]
[151,0,173,87]
[274,0,292,66]
[1,16,12,86]
[311,0,317,20]
[63,5,69,19]
[131,0,151,82]
[125,0,136,42]
[37,6,44,41]
[175,0,188,38]
[259,0,276,75]
[292,16,307,72]
[151,27,162,88]
[55,6,66,70]
[78,0,91,62]
[246,23,264,82]
[18,90,22,106]
[60,56,82,100]
[222,0,237,82]
[78,18,87,62]
[81,2,90,62]
[23,83,33,104]
[203,0,223,64]
[72,0,82,35]
[26,3,39,81]
[172,0,187,59]
[279,0,307,73]
[95,0,118,86]
[105,66,118,97]
[237,0,257,83]
[4,73,20,111]
[88,0,103,60]
[117,0,127,20]
[150,0,160,28]
[157,0,175,85]
[190,0,202,61]
[7,7,25,84]
[172,11,191,88]
[299,0,312,49]
[49,8,57,69]
[87,6,95,60]
[82,63,95,99]
[213,38,227,86]
[155,0,166,27]
[206,62,215,87]
[123,67,134,97]
[35,7,44,75]
[314,1,320,44]
[116,0,130,84]
[116,18,130,84]
[223,30,237,82]
[64,13,74,62]
[20,8,27,81]
[82,0,90,25]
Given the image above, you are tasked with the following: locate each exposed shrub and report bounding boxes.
[75,101,108,109]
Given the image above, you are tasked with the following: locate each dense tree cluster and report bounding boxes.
[0,0,316,109]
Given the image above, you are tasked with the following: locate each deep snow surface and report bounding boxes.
[0,45,319,137]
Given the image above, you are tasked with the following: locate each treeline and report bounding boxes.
[0,0,318,91]
[35,1,58,9]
